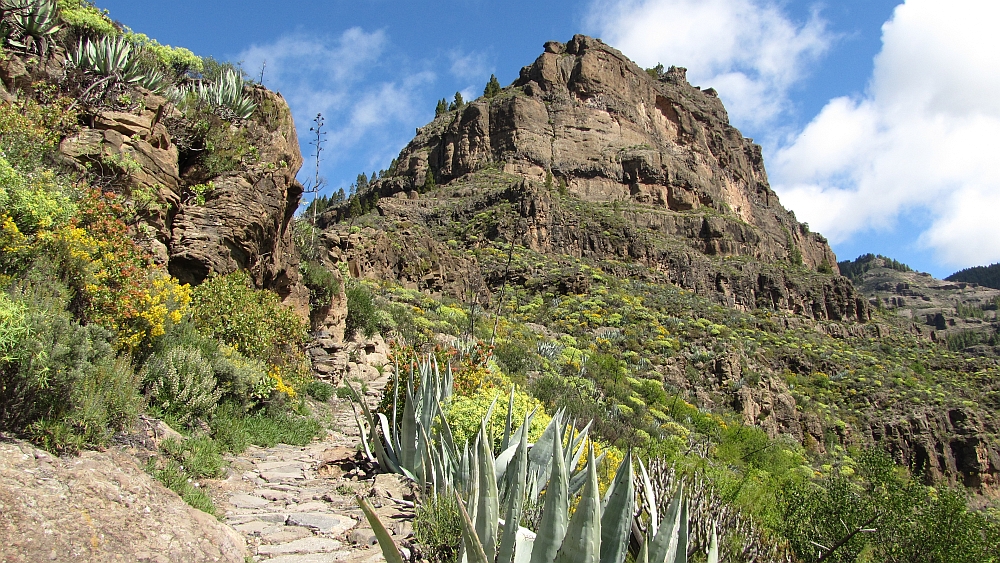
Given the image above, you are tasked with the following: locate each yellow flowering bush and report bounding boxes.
[268,365,296,399]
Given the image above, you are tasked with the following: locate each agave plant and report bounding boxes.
[359,420,721,563]
[349,354,601,503]
[1,0,61,56]
[68,36,167,93]
[193,69,257,120]
[346,353,454,485]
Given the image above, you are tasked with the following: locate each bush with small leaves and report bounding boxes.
[189,270,307,366]
[142,345,222,426]
[346,284,381,339]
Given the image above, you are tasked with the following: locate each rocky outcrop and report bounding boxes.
[368,35,836,272]
[6,43,311,315]
[847,258,1000,352]
[0,439,248,562]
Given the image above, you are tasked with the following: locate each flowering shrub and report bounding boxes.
[189,270,307,366]
[59,189,191,351]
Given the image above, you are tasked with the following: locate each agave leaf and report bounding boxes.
[350,401,376,462]
[513,527,536,563]
[706,522,718,563]
[600,454,634,563]
[554,444,601,563]
[400,380,418,473]
[457,490,491,563]
[474,419,499,562]
[672,497,688,563]
[419,424,436,493]
[357,495,405,563]
[497,412,530,563]
[529,420,569,563]
[637,458,658,536]
[637,533,649,563]
[501,384,516,452]
[483,392,500,450]
[647,485,683,563]
[377,414,400,465]
[570,452,606,497]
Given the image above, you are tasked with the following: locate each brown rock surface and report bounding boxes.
[0,440,248,562]
[372,35,836,271]
[319,35,866,323]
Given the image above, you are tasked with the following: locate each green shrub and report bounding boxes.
[0,156,76,235]
[345,284,380,339]
[0,100,69,171]
[160,436,225,479]
[414,493,463,563]
[443,386,550,451]
[146,457,216,515]
[301,260,340,311]
[142,345,222,426]
[493,340,533,378]
[124,31,203,77]
[149,320,274,411]
[189,270,307,365]
[305,380,334,402]
[0,278,141,452]
[57,0,116,37]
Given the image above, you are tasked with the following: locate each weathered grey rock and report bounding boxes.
[257,537,343,555]
[261,525,315,544]
[0,440,248,562]
[231,493,273,509]
[287,513,356,534]
[260,553,354,563]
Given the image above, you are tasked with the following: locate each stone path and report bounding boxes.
[209,336,414,563]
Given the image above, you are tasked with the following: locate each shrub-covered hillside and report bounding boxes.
[319,164,1000,560]
[0,0,327,514]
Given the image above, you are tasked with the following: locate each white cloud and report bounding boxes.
[773,0,1000,268]
[237,29,433,175]
[585,0,831,125]
[449,50,490,81]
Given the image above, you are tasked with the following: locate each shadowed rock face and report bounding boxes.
[381,35,837,273]
[50,79,308,317]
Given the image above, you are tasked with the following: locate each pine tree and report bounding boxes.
[448,91,464,111]
[422,168,436,193]
[484,74,501,98]
[435,98,447,116]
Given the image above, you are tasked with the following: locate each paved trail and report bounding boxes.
[210,349,412,563]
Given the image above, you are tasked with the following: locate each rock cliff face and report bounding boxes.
[1,50,308,316]
[379,35,836,272]
[325,35,864,321]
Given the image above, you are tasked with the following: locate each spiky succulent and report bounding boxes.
[68,36,167,93]
[1,0,61,56]
[359,421,719,563]
[193,69,257,120]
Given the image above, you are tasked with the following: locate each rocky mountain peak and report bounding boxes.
[318,36,867,323]
[376,35,836,274]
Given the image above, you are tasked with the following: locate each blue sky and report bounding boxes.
[95,0,1000,279]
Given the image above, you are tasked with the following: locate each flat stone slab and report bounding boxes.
[257,537,343,556]
[231,493,271,509]
[233,520,281,535]
[287,513,356,535]
[262,553,352,563]
[258,488,295,501]
[262,469,305,482]
[258,513,290,524]
[289,501,330,512]
[261,525,314,544]
[258,461,305,471]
